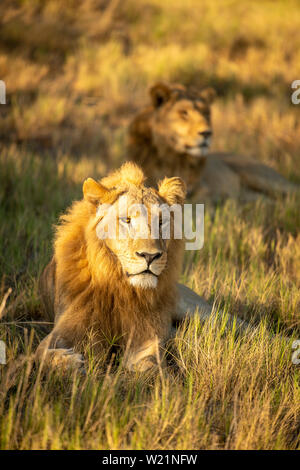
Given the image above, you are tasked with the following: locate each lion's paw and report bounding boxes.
[49,348,85,372]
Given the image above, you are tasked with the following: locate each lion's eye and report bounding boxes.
[120,217,131,224]
[179,109,188,119]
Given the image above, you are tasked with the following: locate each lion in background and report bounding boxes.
[128,82,296,202]
[128,82,215,198]
[37,162,188,372]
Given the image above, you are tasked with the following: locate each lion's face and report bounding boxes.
[83,164,186,289]
[149,82,215,157]
[97,190,169,289]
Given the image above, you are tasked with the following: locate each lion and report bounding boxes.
[37,162,188,372]
[128,81,215,197]
[128,82,296,202]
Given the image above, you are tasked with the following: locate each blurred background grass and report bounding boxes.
[0,0,299,450]
[1,0,300,178]
[1,0,299,328]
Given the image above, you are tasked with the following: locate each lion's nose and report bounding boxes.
[136,251,163,265]
[198,130,212,139]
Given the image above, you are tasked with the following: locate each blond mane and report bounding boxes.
[37,162,186,371]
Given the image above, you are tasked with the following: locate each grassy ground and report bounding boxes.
[0,0,299,450]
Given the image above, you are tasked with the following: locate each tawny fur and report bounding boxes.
[128,82,296,202]
[128,82,214,197]
[37,162,186,372]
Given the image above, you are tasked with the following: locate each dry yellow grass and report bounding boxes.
[0,0,299,450]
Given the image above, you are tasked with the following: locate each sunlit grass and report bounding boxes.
[0,312,299,450]
[0,0,299,450]
[0,149,299,449]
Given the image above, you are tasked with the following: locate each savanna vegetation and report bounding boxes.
[0,0,299,450]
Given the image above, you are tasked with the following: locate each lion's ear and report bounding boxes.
[83,178,110,206]
[150,82,172,108]
[158,177,186,206]
[199,87,216,105]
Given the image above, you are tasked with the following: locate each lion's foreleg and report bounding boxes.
[172,283,213,323]
[124,337,163,372]
[172,283,249,335]
[36,332,85,371]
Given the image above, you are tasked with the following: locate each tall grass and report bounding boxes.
[1,0,300,176]
[0,149,299,450]
[0,312,299,449]
[0,0,299,450]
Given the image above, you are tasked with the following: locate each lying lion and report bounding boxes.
[37,162,197,372]
[128,82,296,202]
